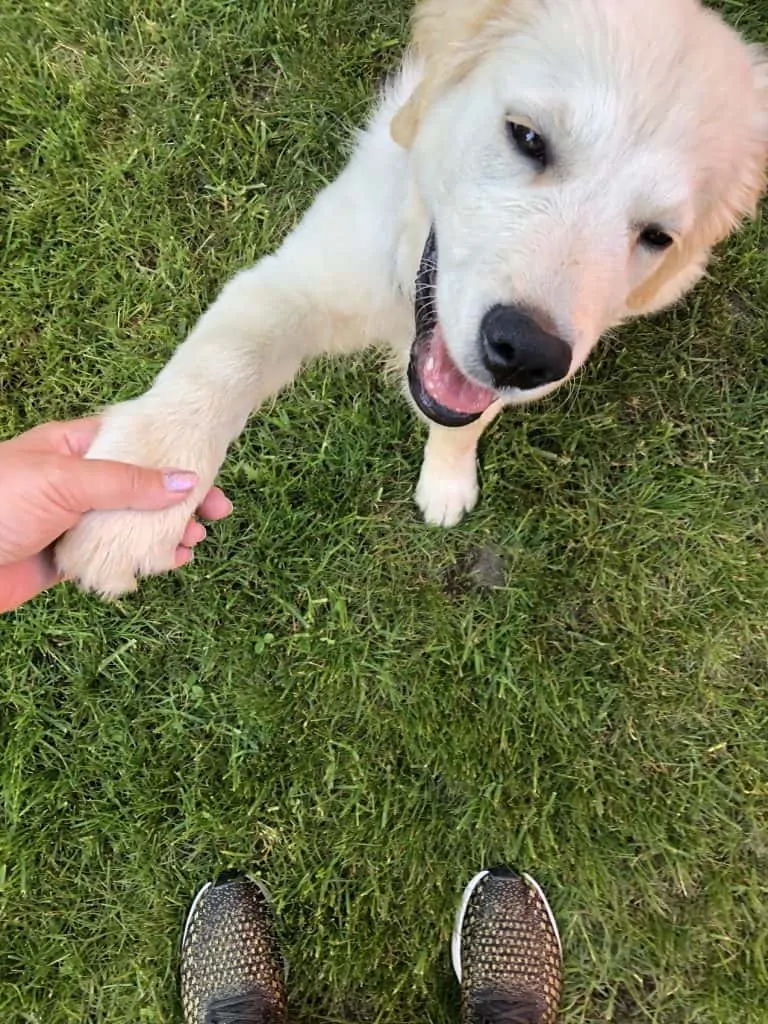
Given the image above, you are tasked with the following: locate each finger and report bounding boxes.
[173,546,195,569]
[181,521,207,547]
[58,460,199,514]
[0,554,59,613]
[196,487,233,521]
[58,417,103,456]
[7,417,102,456]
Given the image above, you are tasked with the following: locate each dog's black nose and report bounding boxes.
[480,305,571,391]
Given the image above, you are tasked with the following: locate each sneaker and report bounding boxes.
[451,867,563,1024]
[180,872,287,1024]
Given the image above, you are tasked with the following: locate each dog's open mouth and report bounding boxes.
[407,229,498,428]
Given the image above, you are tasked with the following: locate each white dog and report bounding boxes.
[56,0,767,597]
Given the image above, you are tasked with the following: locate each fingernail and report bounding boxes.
[163,471,198,492]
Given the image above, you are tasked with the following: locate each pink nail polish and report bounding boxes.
[163,471,197,492]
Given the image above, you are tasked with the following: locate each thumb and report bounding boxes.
[0,555,58,613]
[64,459,199,513]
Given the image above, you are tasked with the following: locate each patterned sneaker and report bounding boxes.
[451,867,563,1024]
[180,872,287,1024]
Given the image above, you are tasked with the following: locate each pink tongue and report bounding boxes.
[418,324,497,415]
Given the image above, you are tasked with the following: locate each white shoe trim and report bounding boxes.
[182,881,212,948]
[451,869,489,983]
[451,870,563,983]
[182,875,289,979]
[522,872,562,960]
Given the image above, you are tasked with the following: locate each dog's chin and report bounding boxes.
[407,229,498,429]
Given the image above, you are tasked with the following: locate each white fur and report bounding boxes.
[55,0,767,597]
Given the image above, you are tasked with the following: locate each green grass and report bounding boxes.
[1,1,767,1021]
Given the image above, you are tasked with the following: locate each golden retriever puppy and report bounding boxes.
[57,0,767,596]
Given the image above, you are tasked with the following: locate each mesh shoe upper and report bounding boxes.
[455,869,563,1024]
[180,875,287,1024]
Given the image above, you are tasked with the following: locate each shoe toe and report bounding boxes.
[455,869,563,1024]
[181,877,286,1024]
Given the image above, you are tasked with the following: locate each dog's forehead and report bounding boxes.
[483,0,753,152]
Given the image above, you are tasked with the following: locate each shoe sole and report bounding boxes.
[450,869,563,983]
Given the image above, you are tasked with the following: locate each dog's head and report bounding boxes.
[393,0,768,427]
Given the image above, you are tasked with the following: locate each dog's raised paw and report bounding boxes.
[53,394,226,598]
[415,459,479,528]
[55,502,196,598]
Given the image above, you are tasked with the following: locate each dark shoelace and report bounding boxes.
[204,991,279,1024]
[472,987,545,1024]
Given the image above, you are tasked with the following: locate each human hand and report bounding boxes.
[0,417,232,612]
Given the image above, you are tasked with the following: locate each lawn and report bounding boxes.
[1,1,767,1022]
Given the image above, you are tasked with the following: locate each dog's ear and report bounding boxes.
[391,79,433,150]
[629,45,768,315]
[391,0,535,149]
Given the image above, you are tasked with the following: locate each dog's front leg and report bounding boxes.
[55,249,363,597]
[415,403,503,527]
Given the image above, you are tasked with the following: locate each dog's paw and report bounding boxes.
[56,501,196,598]
[55,400,220,598]
[415,457,479,527]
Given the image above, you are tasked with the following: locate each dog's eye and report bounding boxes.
[639,226,674,251]
[507,121,548,167]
